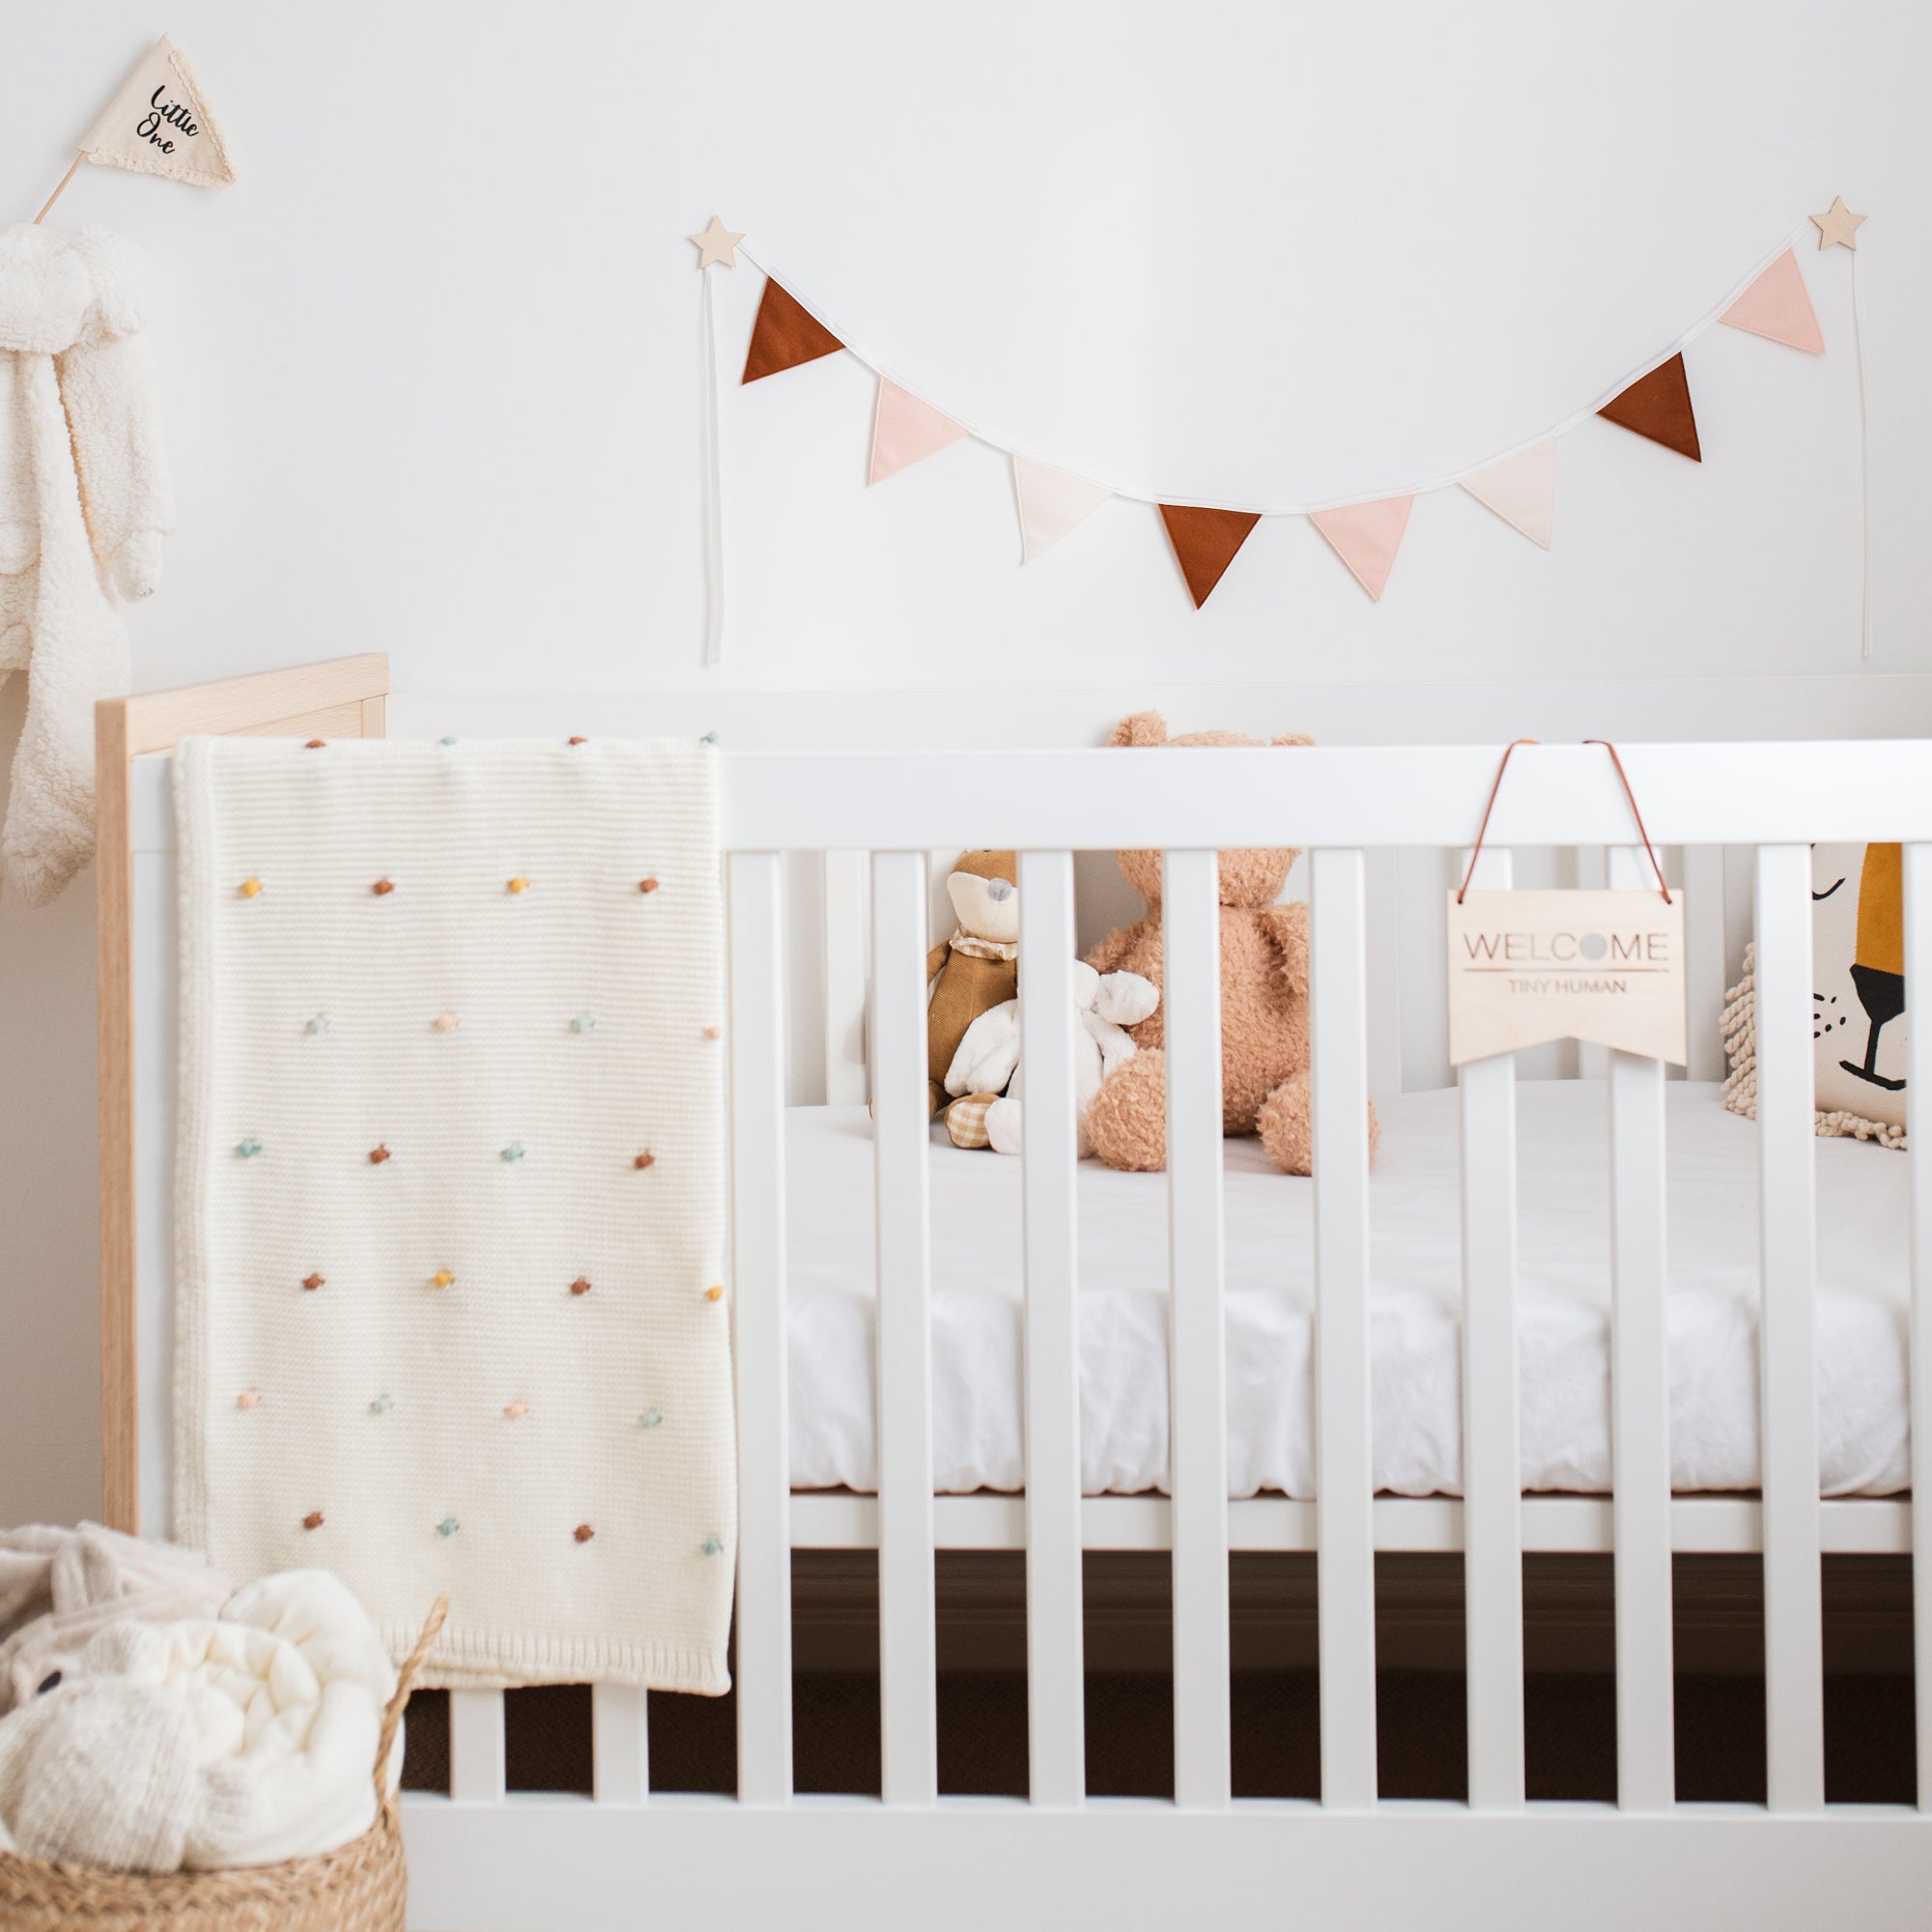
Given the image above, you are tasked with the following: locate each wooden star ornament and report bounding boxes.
[1810,196,1866,251]
[690,216,744,270]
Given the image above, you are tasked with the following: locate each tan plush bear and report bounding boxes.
[923,850,1020,1120]
[1083,714,1379,1176]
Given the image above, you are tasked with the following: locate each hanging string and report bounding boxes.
[1852,243,1872,660]
[699,265,726,665]
[735,222,1811,517]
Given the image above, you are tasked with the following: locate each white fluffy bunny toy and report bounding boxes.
[943,960,1158,1155]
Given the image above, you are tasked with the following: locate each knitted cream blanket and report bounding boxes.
[173,736,733,1692]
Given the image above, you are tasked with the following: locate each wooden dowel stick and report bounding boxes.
[34,155,82,226]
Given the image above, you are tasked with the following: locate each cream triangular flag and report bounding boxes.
[1459,440,1556,550]
[1012,455,1111,561]
[79,38,237,187]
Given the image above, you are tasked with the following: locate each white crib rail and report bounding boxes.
[1607,842,1675,1811]
[1016,852,1086,1807]
[1308,848,1378,1810]
[1457,843,1525,1810]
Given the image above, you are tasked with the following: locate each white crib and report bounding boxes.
[94,656,1932,1929]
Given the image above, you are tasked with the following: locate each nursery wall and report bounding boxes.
[5,0,1932,1526]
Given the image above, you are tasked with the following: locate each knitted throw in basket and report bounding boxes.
[173,737,734,1692]
[0,1596,445,1932]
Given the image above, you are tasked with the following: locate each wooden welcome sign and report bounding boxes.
[1446,739,1688,1067]
[1447,887,1688,1066]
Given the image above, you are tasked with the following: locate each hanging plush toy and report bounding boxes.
[0,224,170,904]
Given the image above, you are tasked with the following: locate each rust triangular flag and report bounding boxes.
[79,37,236,187]
[1158,505,1261,608]
[1597,354,1700,461]
[742,279,843,384]
[1719,249,1825,355]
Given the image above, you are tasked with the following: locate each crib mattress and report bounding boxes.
[784,1082,1910,1499]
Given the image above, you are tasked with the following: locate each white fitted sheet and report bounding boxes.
[784,1082,1911,1499]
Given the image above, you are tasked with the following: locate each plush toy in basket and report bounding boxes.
[0,1591,445,1932]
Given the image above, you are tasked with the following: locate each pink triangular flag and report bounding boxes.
[1719,249,1825,355]
[1012,455,1111,561]
[868,378,969,484]
[1458,441,1556,550]
[1308,496,1413,601]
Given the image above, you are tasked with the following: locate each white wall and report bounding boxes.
[4,0,1930,1524]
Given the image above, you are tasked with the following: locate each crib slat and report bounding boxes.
[1309,848,1378,1810]
[1905,843,1932,1812]
[728,851,792,1805]
[1458,843,1524,1810]
[871,850,938,1807]
[591,1685,649,1804]
[1754,843,1825,1812]
[448,1690,506,1804]
[1681,845,1730,1084]
[1017,852,1086,1808]
[1606,844,1674,1810]
[1163,847,1230,1808]
[821,850,869,1106]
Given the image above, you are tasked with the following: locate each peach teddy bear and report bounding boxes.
[1082,712,1379,1177]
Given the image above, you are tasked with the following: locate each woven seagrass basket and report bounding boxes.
[0,1595,446,1932]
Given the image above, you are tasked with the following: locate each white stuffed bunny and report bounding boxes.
[944,960,1158,1155]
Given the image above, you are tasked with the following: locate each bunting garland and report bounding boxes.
[694,206,1865,645]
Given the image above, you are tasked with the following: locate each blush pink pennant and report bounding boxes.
[1719,248,1825,355]
[1308,495,1414,601]
[1458,440,1556,550]
[868,378,969,484]
[1012,455,1111,561]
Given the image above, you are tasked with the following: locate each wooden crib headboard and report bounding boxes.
[95,653,390,1531]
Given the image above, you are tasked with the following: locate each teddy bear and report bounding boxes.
[921,850,1021,1119]
[941,958,1159,1154]
[1082,712,1379,1176]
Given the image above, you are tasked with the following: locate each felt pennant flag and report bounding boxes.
[1598,354,1700,461]
[79,37,236,187]
[1012,456,1111,561]
[1459,441,1556,550]
[1719,249,1825,355]
[742,278,844,384]
[1158,505,1262,608]
[1309,496,1414,601]
[868,379,969,484]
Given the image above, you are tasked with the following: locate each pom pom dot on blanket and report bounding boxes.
[568,736,587,746]
[304,738,326,750]
[430,1269,455,1290]
[236,1138,262,1158]
[368,1145,390,1165]
[639,1409,662,1429]
[372,878,394,896]
[303,1014,328,1035]
[432,1010,460,1032]
[506,876,529,895]
[704,1285,724,1303]
[504,1401,527,1420]
[702,1024,723,1038]
[369,1395,392,1415]
[570,1276,592,1296]
[437,1519,460,1538]
[702,1537,724,1556]
[301,1512,324,1531]
[574,1524,595,1543]
[571,1012,596,1034]
[239,877,263,898]
[302,1272,324,1291]
[639,877,659,894]
[501,1143,525,1162]
[237,1388,260,1410]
